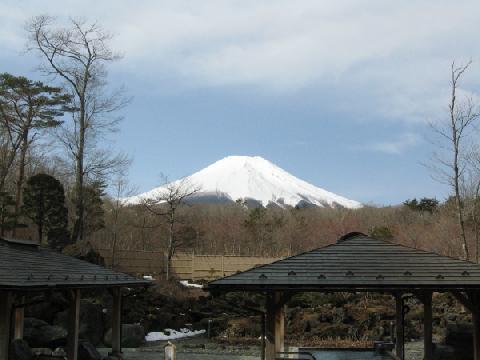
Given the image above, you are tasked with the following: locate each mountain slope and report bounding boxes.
[126,156,362,209]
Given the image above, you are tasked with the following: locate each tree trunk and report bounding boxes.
[0,146,18,193]
[167,213,175,280]
[38,220,43,245]
[71,98,86,243]
[13,130,29,237]
[474,185,480,263]
[450,70,469,261]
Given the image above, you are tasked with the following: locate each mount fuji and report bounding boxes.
[126,156,362,209]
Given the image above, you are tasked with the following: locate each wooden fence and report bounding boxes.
[97,248,279,281]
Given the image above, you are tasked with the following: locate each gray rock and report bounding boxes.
[52,348,66,357]
[24,294,69,323]
[24,317,48,329]
[26,325,67,348]
[104,324,145,348]
[78,341,102,360]
[445,323,472,346]
[31,348,52,356]
[9,339,33,360]
[54,300,105,346]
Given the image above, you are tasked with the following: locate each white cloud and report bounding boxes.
[362,133,422,155]
[1,0,480,122]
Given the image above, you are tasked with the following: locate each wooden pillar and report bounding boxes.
[275,301,285,354]
[451,291,480,360]
[14,307,24,339]
[265,291,285,360]
[0,291,13,360]
[14,296,25,340]
[261,312,266,360]
[472,292,480,360]
[473,309,480,360]
[111,287,123,357]
[67,289,81,360]
[423,292,433,360]
[395,293,404,360]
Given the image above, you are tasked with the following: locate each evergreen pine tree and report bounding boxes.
[0,191,16,236]
[22,174,68,247]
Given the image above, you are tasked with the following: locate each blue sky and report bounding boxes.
[2,0,480,205]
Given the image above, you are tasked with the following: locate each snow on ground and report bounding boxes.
[146,328,206,342]
[179,280,203,288]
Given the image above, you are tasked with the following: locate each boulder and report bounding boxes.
[52,348,66,357]
[9,339,33,360]
[445,323,473,346]
[54,300,104,346]
[444,323,474,360]
[78,341,102,360]
[104,324,145,348]
[24,321,67,348]
[25,294,69,323]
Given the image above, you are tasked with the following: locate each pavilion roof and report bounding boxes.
[209,232,480,292]
[0,238,150,290]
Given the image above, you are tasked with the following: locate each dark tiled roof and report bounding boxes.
[209,233,480,291]
[0,238,150,290]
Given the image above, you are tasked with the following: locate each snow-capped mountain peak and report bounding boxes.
[125,156,362,209]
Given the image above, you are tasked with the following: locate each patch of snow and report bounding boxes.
[125,156,362,209]
[179,280,203,289]
[145,328,206,342]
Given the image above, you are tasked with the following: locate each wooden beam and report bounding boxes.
[275,300,285,355]
[451,291,480,360]
[67,289,81,360]
[111,287,123,357]
[0,291,13,360]
[265,291,285,360]
[423,292,433,360]
[473,309,480,360]
[469,292,480,360]
[261,313,265,360]
[395,293,404,360]
[14,296,25,340]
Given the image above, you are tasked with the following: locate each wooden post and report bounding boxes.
[395,293,405,360]
[265,292,285,360]
[14,298,24,340]
[261,312,266,360]
[275,301,285,354]
[111,287,123,357]
[0,291,13,360]
[451,291,480,360]
[191,253,195,282]
[473,309,480,360]
[221,255,225,277]
[472,292,480,360]
[423,292,433,360]
[67,289,81,360]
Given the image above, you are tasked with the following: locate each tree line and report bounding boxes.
[0,16,127,247]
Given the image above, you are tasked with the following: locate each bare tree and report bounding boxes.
[26,16,129,242]
[143,177,200,280]
[430,61,480,260]
[464,149,480,262]
[108,176,136,270]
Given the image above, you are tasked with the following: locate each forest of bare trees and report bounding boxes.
[92,197,478,261]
